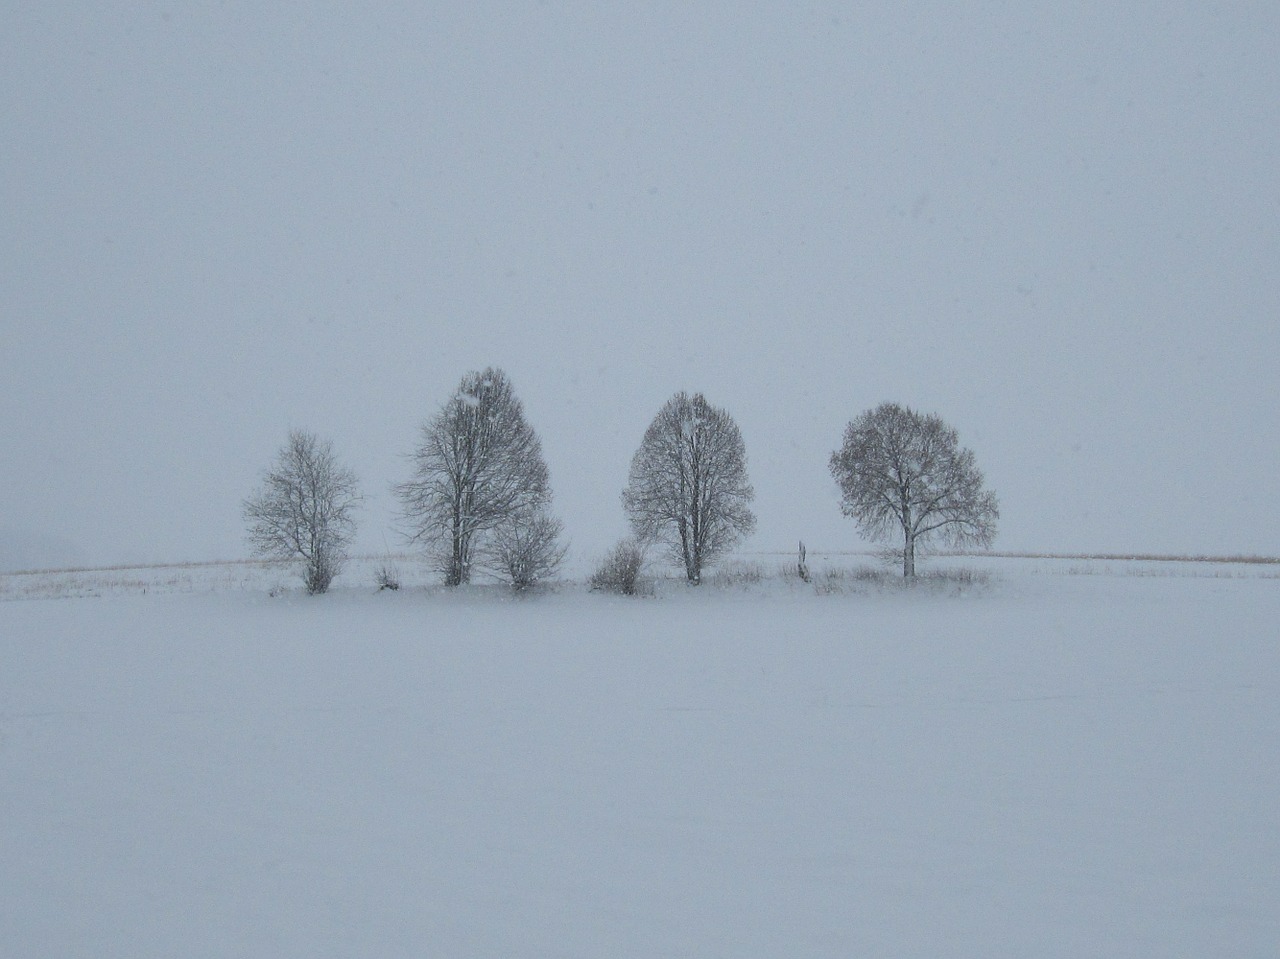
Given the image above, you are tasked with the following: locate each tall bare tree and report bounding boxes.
[829,402,998,577]
[622,391,755,584]
[243,429,361,594]
[396,368,552,586]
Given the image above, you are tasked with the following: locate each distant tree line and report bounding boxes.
[243,368,998,593]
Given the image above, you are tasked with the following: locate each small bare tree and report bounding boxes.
[243,429,361,594]
[829,402,998,578]
[396,368,552,586]
[622,391,756,584]
[483,510,567,591]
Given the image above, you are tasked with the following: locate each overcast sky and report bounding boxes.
[3,2,1278,571]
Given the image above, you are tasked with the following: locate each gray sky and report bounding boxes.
[3,2,1278,570]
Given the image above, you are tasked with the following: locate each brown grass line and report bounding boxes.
[954,550,1280,565]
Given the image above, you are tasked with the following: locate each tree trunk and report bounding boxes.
[446,529,466,586]
[679,518,698,583]
[900,497,916,578]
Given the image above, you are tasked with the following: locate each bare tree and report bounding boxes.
[483,510,567,591]
[622,391,756,584]
[396,368,552,586]
[243,429,361,594]
[829,402,998,578]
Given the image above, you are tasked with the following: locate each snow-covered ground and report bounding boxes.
[2,556,1277,957]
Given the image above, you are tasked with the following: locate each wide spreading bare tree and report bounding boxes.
[622,391,755,584]
[396,368,553,586]
[829,402,998,578]
[243,429,361,594]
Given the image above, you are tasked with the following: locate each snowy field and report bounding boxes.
[2,555,1277,957]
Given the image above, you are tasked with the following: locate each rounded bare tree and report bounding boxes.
[243,429,361,594]
[622,391,755,584]
[829,402,998,577]
[396,368,559,587]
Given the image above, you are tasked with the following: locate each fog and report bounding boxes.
[3,3,1278,570]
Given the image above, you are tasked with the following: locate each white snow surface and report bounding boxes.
[2,557,1277,957]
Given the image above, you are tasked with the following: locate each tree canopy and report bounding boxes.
[830,402,998,577]
[243,429,361,594]
[623,391,755,584]
[396,368,554,586]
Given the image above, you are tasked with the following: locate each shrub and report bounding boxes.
[486,511,567,591]
[589,539,646,595]
[375,563,401,591]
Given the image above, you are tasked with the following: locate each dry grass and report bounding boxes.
[807,564,991,595]
[0,553,427,602]
[710,560,766,589]
[948,549,1280,566]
